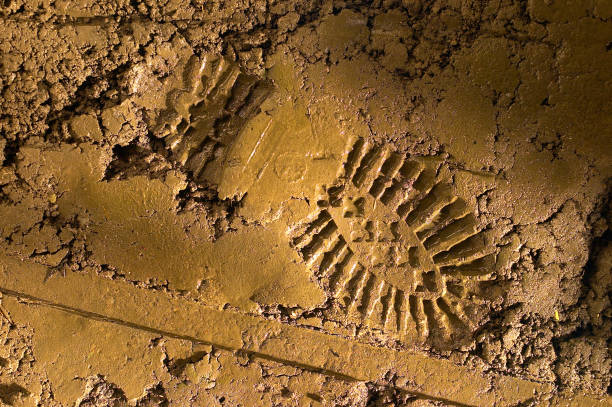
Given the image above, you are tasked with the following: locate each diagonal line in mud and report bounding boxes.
[0,287,484,407]
[0,286,357,382]
[0,258,552,407]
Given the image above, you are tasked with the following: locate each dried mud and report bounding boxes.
[0,0,610,406]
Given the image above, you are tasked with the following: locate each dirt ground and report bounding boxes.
[0,0,610,406]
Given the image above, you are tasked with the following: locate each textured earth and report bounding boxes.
[0,0,610,406]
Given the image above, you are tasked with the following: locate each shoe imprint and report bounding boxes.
[289,138,496,345]
[154,54,274,182]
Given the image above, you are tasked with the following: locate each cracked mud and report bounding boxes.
[0,0,611,406]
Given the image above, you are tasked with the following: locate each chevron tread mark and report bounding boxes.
[289,137,496,346]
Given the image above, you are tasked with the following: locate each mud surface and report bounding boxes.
[0,0,611,406]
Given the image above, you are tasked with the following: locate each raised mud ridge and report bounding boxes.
[289,138,495,346]
[154,54,274,182]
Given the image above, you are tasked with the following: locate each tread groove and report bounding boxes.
[343,138,367,180]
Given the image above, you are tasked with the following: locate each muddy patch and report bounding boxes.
[0,1,610,405]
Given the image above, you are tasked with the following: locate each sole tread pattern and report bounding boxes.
[154,54,274,183]
[289,138,496,346]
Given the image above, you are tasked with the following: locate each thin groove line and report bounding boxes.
[0,286,477,407]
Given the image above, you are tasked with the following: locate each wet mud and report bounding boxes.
[0,0,611,406]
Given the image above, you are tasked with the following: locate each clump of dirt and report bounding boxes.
[76,376,127,407]
[554,194,612,395]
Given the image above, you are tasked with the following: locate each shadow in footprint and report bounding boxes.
[0,383,30,405]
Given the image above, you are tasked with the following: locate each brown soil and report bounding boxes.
[0,0,610,406]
